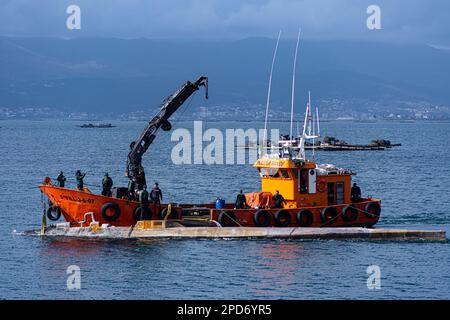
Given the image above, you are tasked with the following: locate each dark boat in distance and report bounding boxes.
[238,136,401,151]
[78,123,116,128]
[302,136,402,151]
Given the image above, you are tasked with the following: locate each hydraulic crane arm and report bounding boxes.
[127,76,208,189]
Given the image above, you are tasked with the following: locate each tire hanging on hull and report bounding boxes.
[254,210,271,227]
[101,202,121,222]
[47,206,61,221]
[342,205,358,222]
[218,211,238,227]
[133,206,152,222]
[274,210,291,227]
[365,202,381,218]
[296,209,313,227]
[320,207,338,224]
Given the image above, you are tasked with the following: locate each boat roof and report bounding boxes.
[254,155,354,175]
[254,156,316,169]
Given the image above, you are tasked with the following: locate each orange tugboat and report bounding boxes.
[38,75,381,230]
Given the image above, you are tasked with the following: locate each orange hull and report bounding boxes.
[39,184,380,228]
[39,185,175,226]
[210,199,381,228]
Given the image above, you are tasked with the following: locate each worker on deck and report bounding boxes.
[127,179,136,200]
[150,182,163,204]
[273,190,286,208]
[351,183,362,202]
[102,173,113,197]
[56,171,66,188]
[75,170,86,191]
[137,185,150,220]
[235,190,247,209]
[150,182,163,215]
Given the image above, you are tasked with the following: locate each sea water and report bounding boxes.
[0,119,449,299]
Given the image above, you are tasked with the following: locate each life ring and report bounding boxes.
[342,205,358,222]
[253,210,271,227]
[133,206,152,221]
[46,206,61,221]
[365,202,381,218]
[320,207,338,224]
[274,210,291,227]
[217,211,238,227]
[317,180,326,193]
[101,202,121,222]
[296,209,313,227]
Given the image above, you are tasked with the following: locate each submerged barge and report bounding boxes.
[31,224,446,241]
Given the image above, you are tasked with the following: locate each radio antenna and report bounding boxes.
[262,30,282,156]
[289,27,302,140]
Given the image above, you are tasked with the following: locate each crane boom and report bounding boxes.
[127,76,208,189]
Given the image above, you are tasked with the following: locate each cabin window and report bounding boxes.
[336,182,345,204]
[298,169,308,193]
[259,167,279,178]
[327,182,335,205]
[280,170,290,179]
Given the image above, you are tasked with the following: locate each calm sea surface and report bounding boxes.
[0,119,449,299]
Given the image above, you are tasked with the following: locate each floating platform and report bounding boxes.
[27,224,446,241]
[237,144,401,151]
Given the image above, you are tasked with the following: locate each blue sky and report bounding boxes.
[1,0,449,45]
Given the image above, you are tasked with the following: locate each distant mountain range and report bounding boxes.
[1,36,450,118]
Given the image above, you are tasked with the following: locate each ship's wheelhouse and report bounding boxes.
[255,158,354,208]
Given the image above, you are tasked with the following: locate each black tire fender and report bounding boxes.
[365,202,381,218]
[274,210,291,227]
[46,206,61,221]
[217,211,238,227]
[296,209,314,227]
[253,210,272,227]
[320,207,338,223]
[101,202,121,222]
[133,206,152,222]
[342,205,358,222]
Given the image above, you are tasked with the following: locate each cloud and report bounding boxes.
[0,0,449,45]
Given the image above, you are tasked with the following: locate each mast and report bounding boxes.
[310,92,315,159]
[289,27,302,140]
[298,91,320,160]
[262,30,282,156]
[316,106,321,137]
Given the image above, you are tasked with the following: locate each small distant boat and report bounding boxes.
[78,123,116,128]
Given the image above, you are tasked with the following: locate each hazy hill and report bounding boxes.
[1,37,450,114]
